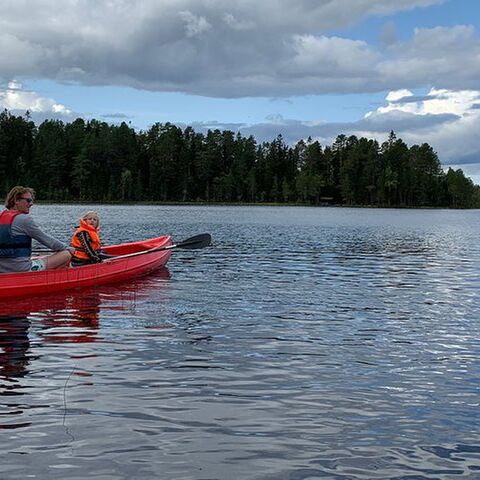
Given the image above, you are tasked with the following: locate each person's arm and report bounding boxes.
[12,215,68,251]
[77,231,102,262]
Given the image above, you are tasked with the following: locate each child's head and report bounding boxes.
[82,211,100,229]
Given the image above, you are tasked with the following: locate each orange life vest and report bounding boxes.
[71,219,101,261]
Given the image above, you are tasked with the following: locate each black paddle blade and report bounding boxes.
[176,233,211,249]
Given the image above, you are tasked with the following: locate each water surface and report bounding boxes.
[1,205,479,479]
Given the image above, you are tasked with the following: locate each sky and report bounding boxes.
[1,0,480,182]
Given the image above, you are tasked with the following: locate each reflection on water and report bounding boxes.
[0,206,480,479]
[38,291,101,345]
[0,315,31,383]
[0,268,171,395]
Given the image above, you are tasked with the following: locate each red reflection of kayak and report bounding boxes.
[0,235,172,299]
[0,268,171,317]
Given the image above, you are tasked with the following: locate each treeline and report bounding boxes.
[1,109,479,207]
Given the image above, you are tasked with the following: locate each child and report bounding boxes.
[71,211,102,266]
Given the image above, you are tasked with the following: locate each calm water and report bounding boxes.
[1,205,479,480]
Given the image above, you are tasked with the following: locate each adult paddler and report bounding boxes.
[0,186,74,273]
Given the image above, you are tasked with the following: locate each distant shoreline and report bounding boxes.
[31,200,476,209]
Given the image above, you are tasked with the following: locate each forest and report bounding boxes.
[1,109,479,208]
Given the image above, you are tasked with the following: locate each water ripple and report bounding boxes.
[1,206,480,479]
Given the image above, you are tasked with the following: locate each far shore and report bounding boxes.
[30,200,477,210]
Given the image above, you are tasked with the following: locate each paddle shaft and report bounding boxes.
[104,233,211,261]
[32,233,211,258]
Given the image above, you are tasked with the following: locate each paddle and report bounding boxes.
[168,233,211,250]
[32,233,212,258]
[103,233,212,261]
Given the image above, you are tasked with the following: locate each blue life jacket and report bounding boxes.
[0,210,32,258]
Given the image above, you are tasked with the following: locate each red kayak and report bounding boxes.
[0,235,173,299]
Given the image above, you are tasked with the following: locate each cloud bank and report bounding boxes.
[1,0,474,97]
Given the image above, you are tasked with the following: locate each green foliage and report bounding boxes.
[0,110,478,208]
[0,109,35,191]
[445,168,477,208]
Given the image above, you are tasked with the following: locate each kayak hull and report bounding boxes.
[0,235,172,299]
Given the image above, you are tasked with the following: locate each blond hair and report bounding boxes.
[4,186,35,209]
[82,210,100,227]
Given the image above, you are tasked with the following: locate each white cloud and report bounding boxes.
[288,35,379,78]
[0,80,73,120]
[369,88,480,117]
[377,26,480,90]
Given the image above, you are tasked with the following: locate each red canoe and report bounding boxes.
[0,235,172,299]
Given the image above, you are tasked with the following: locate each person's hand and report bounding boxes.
[67,247,76,256]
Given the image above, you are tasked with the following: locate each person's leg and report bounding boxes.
[45,250,72,269]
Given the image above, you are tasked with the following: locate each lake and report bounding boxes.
[1,205,479,479]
